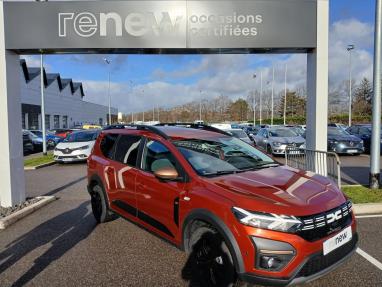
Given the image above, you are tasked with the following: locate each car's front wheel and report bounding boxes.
[186,226,237,287]
[90,184,117,223]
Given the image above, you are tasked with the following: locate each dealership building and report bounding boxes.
[20,59,117,130]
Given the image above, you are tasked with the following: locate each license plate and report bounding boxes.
[323,226,352,256]
[347,149,358,153]
[62,158,73,162]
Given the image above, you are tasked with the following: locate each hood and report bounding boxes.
[205,165,346,216]
[328,134,361,142]
[270,136,305,144]
[56,140,95,149]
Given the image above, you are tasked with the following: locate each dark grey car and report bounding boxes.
[328,127,364,155]
[254,127,305,155]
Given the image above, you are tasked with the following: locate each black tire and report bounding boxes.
[90,184,117,223]
[185,226,237,287]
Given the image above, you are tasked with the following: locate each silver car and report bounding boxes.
[254,127,305,155]
[226,129,253,145]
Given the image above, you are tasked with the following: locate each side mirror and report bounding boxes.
[154,167,179,181]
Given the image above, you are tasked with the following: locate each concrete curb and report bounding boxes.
[353,203,382,215]
[24,161,56,170]
[0,196,56,229]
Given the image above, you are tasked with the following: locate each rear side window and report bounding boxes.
[114,135,142,167]
[100,133,119,159]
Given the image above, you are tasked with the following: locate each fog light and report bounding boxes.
[260,256,281,270]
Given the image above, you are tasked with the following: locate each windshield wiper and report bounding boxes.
[203,170,240,176]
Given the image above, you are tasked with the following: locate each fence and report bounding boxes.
[285,148,342,189]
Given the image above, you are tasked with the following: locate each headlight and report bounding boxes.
[272,142,282,147]
[232,207,302,233]
[328,140,338,144]
[80,145,90,150]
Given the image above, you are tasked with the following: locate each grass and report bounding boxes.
[24,153,55,167]
[342,185,382,204]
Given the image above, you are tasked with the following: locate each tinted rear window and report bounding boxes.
[114,135,141,167]
[100,133,119,159]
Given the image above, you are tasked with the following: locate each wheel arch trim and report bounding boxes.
[182,208,245,274]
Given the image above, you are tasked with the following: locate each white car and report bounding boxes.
[54,130,100,163]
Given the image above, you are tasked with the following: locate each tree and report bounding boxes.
[278,91,306,117]
[229,98,248,121]
[353,78,372,116]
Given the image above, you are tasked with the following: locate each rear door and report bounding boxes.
[135,138,186,240]
[110,134,143,220]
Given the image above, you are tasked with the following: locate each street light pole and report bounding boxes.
[271,65,275,126]
[283,63,287,126]
[40,53,47,155]
[370,0,382,189]
[260,71,263,125]
[103,58,112,125]
[347,44,355,127]
[200,91,202,122]
[253,74,257,125]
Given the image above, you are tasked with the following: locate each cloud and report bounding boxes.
[57,18,376,114]
[21,55,52,70]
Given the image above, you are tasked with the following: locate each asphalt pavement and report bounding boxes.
[0,163,381,286]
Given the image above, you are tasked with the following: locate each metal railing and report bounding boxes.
[285,148,342,189]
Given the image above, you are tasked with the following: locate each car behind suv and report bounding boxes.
[87,124,357,286]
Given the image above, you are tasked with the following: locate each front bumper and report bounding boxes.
[239,232,358,286]
[271,145,305,155]
[329,143,364,154]
[53,149,91,162]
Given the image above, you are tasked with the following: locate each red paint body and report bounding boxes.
[87,127,357,284]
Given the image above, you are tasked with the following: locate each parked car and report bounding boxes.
[49,128,76,139]
[82,124,102,130]
[242,126,260,140]
[346,124,380,154]
[327,127,364,155]
[254,127,305,155]
[87,125,357,286]
[23,130,43,152]
[53,129,100,163]
[29,130,63,148]
[226,128,253,145]
[328,123,348,131]
[22,131,33,154]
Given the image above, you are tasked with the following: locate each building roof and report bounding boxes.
[20,59,85,98]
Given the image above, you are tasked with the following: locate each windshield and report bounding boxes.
[229,130,248,138]
[173,137,276,176]
[328,127,350,136]
[64,131,99,142]
[269,128,297,137]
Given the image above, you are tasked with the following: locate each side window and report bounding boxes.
[100,133,119,159]
[114,135,142,167]
[142,140,178,173]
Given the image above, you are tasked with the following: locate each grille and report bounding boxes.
[297,233,358,278]
[297,201,353,241]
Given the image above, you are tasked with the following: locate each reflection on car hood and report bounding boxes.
[55,141,95,149]
[269,136,305,144]
[206,165,345,216]
[328,134,361,141]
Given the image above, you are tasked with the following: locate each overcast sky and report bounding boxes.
[21,0,377,114]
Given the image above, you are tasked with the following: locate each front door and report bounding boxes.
[135,138,185,240]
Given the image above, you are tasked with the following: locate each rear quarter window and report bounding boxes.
[100,133,119,159]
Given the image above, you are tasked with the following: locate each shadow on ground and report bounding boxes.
[0,201,95,287]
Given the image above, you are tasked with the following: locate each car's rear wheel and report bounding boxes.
[187,226,236,287]
[90,184,117,223]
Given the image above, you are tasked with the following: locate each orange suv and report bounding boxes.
[87,124,357,286]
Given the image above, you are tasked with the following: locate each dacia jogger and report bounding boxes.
[87,124,357,286]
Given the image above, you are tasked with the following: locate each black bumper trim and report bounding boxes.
[238,232,358,286]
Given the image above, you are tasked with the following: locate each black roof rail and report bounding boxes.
[102,124,170,140]
[155,123,232,137]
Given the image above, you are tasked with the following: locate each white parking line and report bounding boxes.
[355,214,382,219]
[356,248,382,271]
